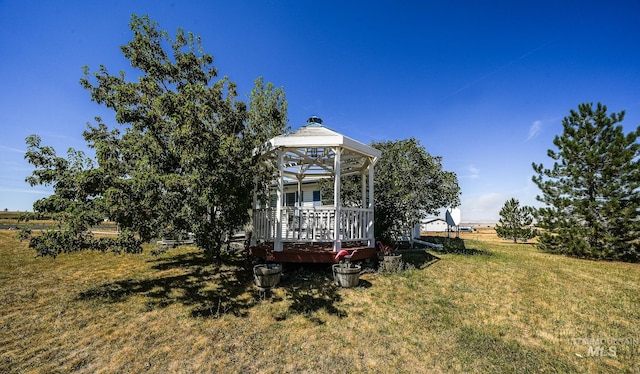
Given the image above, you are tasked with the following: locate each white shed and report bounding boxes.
[421,218,449,233]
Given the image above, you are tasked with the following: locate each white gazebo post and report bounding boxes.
[251,177,258,247]
[275,150,284,252]
[297,175,303,240]
[368,159,375,248]
[333,147,342,252]
[360,166,367,246]
[361,165,367,209]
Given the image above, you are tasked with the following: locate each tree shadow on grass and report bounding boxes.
[270,264,348,325]
[397,250,441,269]
[76,250,350,322]
[432,247,493,256]
[418,236,493,256]
[77,250,257,318]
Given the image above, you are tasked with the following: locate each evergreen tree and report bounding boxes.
[532,103,640,261]
[495,198,536,243]
[21,15,287,258]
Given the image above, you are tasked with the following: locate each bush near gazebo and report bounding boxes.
[320,138,460,245]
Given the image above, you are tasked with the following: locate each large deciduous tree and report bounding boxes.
[321,138,460,243]
[374,138,460,244]
[22,15,287,258]
[495,198,537,243]
[532,103,640,262]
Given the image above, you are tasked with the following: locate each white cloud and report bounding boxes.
[460,192,506,222]
[526,120,542,141]
[0,187,51,195]
[0,145,25,153]
[462,164,480,179]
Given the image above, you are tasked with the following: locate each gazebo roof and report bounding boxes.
[263,117,381,180]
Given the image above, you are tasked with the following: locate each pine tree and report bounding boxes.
[495,198,536,243]
[532,103,640,261]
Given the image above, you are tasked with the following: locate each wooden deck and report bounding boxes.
[249,242,377,263]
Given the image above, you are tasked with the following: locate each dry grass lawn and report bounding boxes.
[1,229,638,373]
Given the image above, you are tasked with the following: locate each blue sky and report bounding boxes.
[1,1,639,221]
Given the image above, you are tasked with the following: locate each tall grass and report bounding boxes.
[1,230,638,373]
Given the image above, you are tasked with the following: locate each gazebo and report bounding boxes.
[249,116,381,263]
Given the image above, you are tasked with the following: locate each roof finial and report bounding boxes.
[307,116,323,126]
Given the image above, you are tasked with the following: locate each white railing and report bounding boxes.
[253,206,373,243]
[253,208,277,241]
[339,207,372,242]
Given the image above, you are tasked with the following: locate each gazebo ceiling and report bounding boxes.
[262,117,381,181]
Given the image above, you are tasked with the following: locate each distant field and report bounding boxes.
[0,211,28,224]
[0,211,22,220]
[0,211,55,227]
[0,211,118,232]
[0,229,638,373]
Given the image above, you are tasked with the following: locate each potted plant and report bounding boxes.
[377,240,403,272]
[253,263,282,289]
[332,249,361,288]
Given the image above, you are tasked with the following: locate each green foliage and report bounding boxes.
[532,103,640,262]
[15,227,32,242]
[378,255,407,273]
[495,198,537,243]
[23,15,287,257]
[373,138,460,243]
[321,138,460,243]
